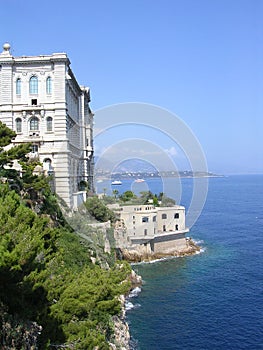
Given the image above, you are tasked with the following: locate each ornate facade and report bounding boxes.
[0,43,94,208]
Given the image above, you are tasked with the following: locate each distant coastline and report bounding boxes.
[96,170,224,181]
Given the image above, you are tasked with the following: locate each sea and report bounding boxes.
[97,175,263,349]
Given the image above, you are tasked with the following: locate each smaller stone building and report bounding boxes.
[109,204,190,255]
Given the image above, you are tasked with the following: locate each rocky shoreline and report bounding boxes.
[111,239,201,349]
[110,270,142,350]
[118,238,201,263]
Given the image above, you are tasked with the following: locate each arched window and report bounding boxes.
[30,117,39,131]
[46,116,53,131]
[46,76,52,94]
[29,76,38,94]
[174,213,179,219]
[16,118,22,132]
[43,158,52,172]
[162,213,167,219]
[16,78,21,95]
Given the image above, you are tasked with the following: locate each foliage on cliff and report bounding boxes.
[85,195,116,223]
[0,122,131,349]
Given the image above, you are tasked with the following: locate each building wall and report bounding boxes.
[153,233,187,254]
[120,205,157,239]
[156,206,186,232]
[110,203,189,254]
[0,44,94,208]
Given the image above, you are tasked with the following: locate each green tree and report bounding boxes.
[0,121,16,147]
[112,189,119,200]
[0,121,31,187]
[119,190,135,202]
[50,263,131,349]
[160,193,176,206]
[85,196,116,223]
[0,121,48,199]
[0,122,132,349]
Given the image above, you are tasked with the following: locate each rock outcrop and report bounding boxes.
[110,313,131,350]
[110,270,142,350]
[119,238,201,263]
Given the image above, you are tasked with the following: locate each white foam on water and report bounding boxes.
[125,301,141,311]
[192,239,204,245]
[195,247,206,254]
[129,286,141,298]
[125,301,134,311]
[132,256,178,266]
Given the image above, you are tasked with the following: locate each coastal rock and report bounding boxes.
[129,269,142,287]
[109,241,200,348]
[110,270,142,350]
[110,315,130,350]
[119,238,201,263]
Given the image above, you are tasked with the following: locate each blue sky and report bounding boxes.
[1,0,262,174]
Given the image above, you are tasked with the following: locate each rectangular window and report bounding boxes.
[46,117,53,131]
[46,77,52,94]
[16,118,22,133]
[16,79,21,95]
[32,99,37,105]
[29,117,39,131]
[31,144,39,153]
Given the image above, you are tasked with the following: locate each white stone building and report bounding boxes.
[110,203,189,254]
[0,43,94,208]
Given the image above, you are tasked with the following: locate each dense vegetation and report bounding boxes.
[84,196,117,223]
[101,189,176,207]
[0,121,131,349]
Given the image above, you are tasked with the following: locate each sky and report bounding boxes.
[1,0,262,174]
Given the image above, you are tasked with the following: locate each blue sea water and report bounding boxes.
[123,175,263,350]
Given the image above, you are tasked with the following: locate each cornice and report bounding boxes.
[0,58,14,65]
[67,67,82,94]
[3,53,69,66]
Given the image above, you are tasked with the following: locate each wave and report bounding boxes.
[125,301,141,311]
[126,286,142,311]
[129,337,139,350]
[190,238,206,255]
[129,286,141,298]
[192,239,204,245]
[132,256,178,266]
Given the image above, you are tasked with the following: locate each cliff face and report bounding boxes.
[110,314,131,350]
[110,270,142,350]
